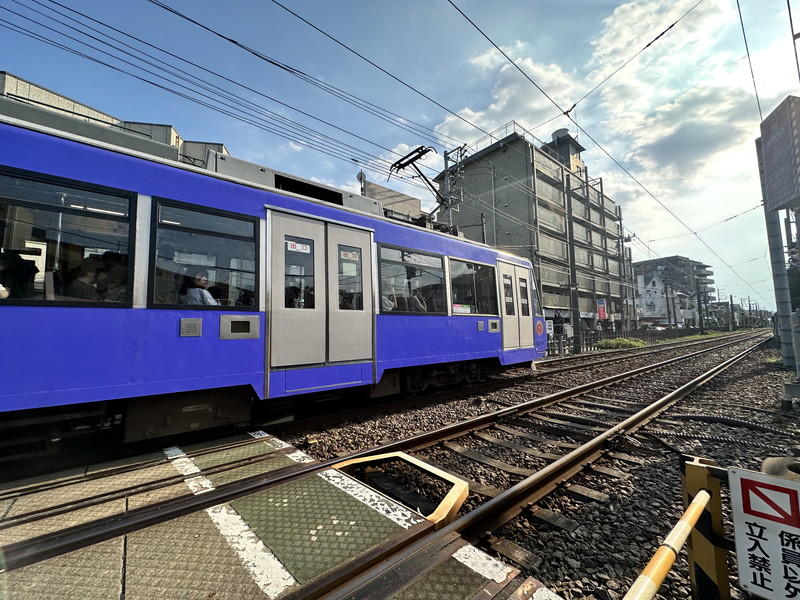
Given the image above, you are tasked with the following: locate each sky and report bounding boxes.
[1,0,797,311]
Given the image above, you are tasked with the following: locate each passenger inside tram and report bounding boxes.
[67,257,104,301]
[179,266,219,306]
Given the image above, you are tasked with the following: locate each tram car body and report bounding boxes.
[0,115,547,442]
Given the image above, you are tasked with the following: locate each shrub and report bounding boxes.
[595,337,646,349]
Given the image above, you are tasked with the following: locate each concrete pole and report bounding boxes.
[756,139,795,366]
[729,296,734,330]
[443,149,452,230]
[696,276,705,334]
[565,174,581,354]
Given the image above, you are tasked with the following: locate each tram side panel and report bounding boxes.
[0,122,269,439]
[0,119,546,440]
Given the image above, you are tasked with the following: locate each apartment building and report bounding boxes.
[435,122,634,333]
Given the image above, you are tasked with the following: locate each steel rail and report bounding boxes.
[0,333,768,573]
[536,330,756,368]
[0,445,300,530]
[319,337,770,600]
[269,332,763,438]
[534,331,763,376]
[0,427,283,499]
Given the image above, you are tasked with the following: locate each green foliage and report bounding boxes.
[595,337,646,349]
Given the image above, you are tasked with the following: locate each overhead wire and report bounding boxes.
[6,1,394,173]
[136,0,597,221]
[647,204,762,242]
[8,1,770,305]
[735,0,764,121]
[34,0,413,165]
[143,0,646,240]
[144,0,464,150]
[571,0,707,110]
[445,0,771,305]
[258,0,750,300]
[2,1,431,189]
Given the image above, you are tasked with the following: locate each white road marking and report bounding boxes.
[164,438,298,598]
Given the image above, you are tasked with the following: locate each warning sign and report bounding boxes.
[730,468,800,600]
[741,478,800,528]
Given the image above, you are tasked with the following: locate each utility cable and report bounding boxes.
[10,1,398,172]
[447,0,769,305]
[145,0,462,150]
[647,204,762,242]
[34,0,411,161]
[571,0,707,109]
[0,3,433,188]
[736,0,764,121]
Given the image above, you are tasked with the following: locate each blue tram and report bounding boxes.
[0,115,547,442]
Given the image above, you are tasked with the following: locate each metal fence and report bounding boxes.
[545,327,735,356]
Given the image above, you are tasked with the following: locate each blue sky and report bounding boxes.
[1,0,796,311]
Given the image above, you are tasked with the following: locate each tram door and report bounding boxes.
[498,261,534,350]
[270,212,373,367]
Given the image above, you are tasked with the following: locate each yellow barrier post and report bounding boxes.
[624,489,711,600]
[682,456,730,599]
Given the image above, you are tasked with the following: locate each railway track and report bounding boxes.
[0,331,774,599]
[1,331,752,485]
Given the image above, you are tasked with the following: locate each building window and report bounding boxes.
[153,202,257,308]
[0,171,132,304]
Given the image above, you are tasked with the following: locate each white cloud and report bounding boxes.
[426,0,789,308]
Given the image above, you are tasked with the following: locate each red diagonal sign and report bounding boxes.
[741,478,800,528]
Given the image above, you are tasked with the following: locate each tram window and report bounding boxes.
[519,278,530,317]
[284,236,314,309]
[503,274,515,315]
[153,202,256,308]
[338,244,363,310]
[450,260,498,315]
[0,172,131,304]
[378,245,445,314]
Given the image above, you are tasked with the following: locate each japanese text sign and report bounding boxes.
[730,468,800,599]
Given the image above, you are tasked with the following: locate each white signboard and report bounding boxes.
[761,96,800,212]
[546,320,554,335]
[730,468,800,599]
[287,241,311,253]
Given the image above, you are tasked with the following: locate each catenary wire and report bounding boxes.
[4,2,402,177]
[736,0,764,121]
[9,1,768,304]
[0,3,433,190]
[256,0,767,304]
[446,0,770,306]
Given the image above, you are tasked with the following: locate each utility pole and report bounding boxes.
[440,145,469,234]
[443,148,452,230]
[695,276,705,334]
[565,174,581,354]
[729,295,735,330]
[670,284,679,327]
[664,281,672,326]
[756,138,794,366]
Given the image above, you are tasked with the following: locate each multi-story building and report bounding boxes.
[434,122,634,333]
[632,256,715,327]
